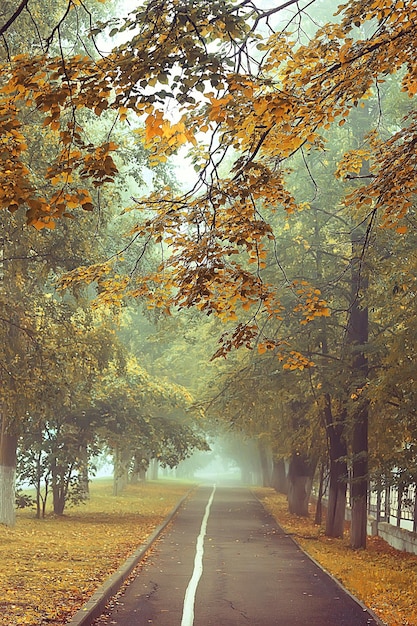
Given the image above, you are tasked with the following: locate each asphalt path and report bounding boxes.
[92,486,383,626]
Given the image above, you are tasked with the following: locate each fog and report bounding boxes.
[176,437,263,487]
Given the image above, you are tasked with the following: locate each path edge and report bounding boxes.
[66,488,194,626]
[251,489,388,626]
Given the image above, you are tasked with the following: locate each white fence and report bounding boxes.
[311,480,417,554]
[367,483,417,533]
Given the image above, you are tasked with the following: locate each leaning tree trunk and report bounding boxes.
[323,394,348,538]
[348,226,369,549]
[0,417,18,527]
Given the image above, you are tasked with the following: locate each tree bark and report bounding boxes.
[350,403,368,548]
[51,457,66,516]
[0,419,18,526]
[258,439,272,487]
[287,453,315,517]
[113,445,131,495]
[348,226,369,549]
[113,445,121,496]
[52,488,65,516]
[0,223,28,526]
[271,458,288,494]
[323,394,347,537]
[312,205,347,533]
[78,444,90,499]
[35,449,42,519]
[314,462,325,525]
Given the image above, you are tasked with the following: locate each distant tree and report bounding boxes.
[94,356,208,495]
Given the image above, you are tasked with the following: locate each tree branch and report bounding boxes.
[0,0,29,37]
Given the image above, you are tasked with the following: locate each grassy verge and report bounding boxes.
[0,479,193,626]
[253,488,417,626]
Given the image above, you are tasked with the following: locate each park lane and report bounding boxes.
[93,486,382,626]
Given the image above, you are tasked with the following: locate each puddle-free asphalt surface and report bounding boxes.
[93,486,383,626]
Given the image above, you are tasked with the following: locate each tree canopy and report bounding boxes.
[1,0,417,548]
[2,0,412,359]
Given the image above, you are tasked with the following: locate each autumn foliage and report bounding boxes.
[1,0,416,355]
[1,0,417,564]
[0,480,191,626]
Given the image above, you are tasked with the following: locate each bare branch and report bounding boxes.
[0,0,30,37]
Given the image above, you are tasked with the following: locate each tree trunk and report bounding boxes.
[348,226,369,549]
[78,444,90,499]
[149,458,159,481]
[350,408,368,548]
[323,394,348,537]
[258,439,272,487]
[314,462,326,525]
[1,227,25,527]
[113,445,121,496]
[35,449,42,519]
[130,451,150,483]
[312,206,347,532]
[51,457,66,516]
[113,445,130,495]
[0,420,18,527]
[271,458,288,494]
[42,476,49,519]
[287,453,314,517]
[326,457,347,537]
[52,487,66,516]
[240,465,253,485]
[129,453,142,484]
[396,484,404,527]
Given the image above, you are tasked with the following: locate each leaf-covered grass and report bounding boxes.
[0,479,193,626]
[254,488,417,626]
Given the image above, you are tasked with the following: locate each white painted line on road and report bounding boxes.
[181,485,216,626]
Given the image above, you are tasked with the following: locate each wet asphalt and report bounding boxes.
[91,486,384,626]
